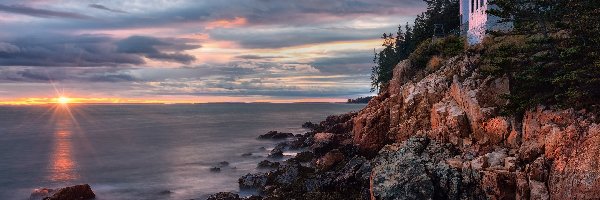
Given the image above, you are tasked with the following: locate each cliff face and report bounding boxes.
[355,55,600,199]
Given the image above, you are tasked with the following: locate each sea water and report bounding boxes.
[0,103,364,200]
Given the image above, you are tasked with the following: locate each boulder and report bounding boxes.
[37,184,95,200]
[258,131,294,140]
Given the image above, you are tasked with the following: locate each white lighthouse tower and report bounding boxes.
[460,0,512,45]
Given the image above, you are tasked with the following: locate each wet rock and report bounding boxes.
[219,161,230,166]
[258,131,294,140]
[267,149,283,158]
[239,173,268,189]
[39,184,95,200]
[206,192,241,200]
[241,153,252,157]
[210,167,221,172]
[30,188,54,200]
[158,190,172,195]
[257,160,280,168]
[302,121,319,130]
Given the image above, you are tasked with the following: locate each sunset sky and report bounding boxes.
[0,0,425,104]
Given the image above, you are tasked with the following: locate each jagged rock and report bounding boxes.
[257,160,280,168]
[430,96,470,146]
[206,192,241,200]
[36,184,95,200]
[258,131,294,140]
[370,137,483,200]
[239,173,268,189]
[315,149,344,170]
[521,107,600,199]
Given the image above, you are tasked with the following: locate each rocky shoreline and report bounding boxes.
[26,54,600,200]
[209,53,600,200]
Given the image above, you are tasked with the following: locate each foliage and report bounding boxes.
[484,0,600,115]
[408,36,465,70]
[347,96,374,104]
[370,0,460,92]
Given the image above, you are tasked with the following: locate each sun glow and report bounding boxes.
[57,96,71,104]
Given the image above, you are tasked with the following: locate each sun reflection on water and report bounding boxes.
[48,105,79,182]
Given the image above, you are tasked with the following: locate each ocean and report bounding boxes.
[0,103,364,200]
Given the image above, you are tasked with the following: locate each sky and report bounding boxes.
[0,0,425,104]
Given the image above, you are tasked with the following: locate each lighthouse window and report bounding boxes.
[480,0,484,8]
[471,0,474,13]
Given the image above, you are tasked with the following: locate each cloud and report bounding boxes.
[89,4,128,14]
[0,67,139,83]
[0,4,92,19]
[116,36,200,64]
[0,34,200,67]
[0,42,19,53]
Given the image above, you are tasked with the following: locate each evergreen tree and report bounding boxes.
[485,0,600,114]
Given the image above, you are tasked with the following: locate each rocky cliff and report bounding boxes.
[210,54,600,200]
[356,54,600,199]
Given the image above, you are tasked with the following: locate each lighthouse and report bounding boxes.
[460,0,512,45]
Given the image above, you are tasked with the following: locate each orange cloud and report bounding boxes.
[205,17,247,29]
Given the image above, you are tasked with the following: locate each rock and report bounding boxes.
[486,148,508,168]
[504,157,517,171]
[258,131,294,140]
[471,155,489,170]
[295,151,314,162]
[481,170,517,200]
[239,173,268,189]
[313,132,334,143]
[241,153,252,157]
[521,107,600,199]
[515,172,530,200]
[219,161,230,166]
[257,160,280,168]
[158,190,172,195]
[40,184,95,200]
[529,180,549,200]
[210,167,221,172]
[30,188,54,200]
[429,97,470,146]
[206,192,241,200]
[527,157,548,182]
[267,149,283,158]
[370,137,483,200]
[315,149,344,170]
[244,195,263,200]
[302,121,319,130]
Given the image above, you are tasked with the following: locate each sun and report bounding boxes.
[57,96,71,104]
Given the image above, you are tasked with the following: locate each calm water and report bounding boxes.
[0,103,364,200]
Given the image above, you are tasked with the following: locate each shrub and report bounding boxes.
[408,36,466,70]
